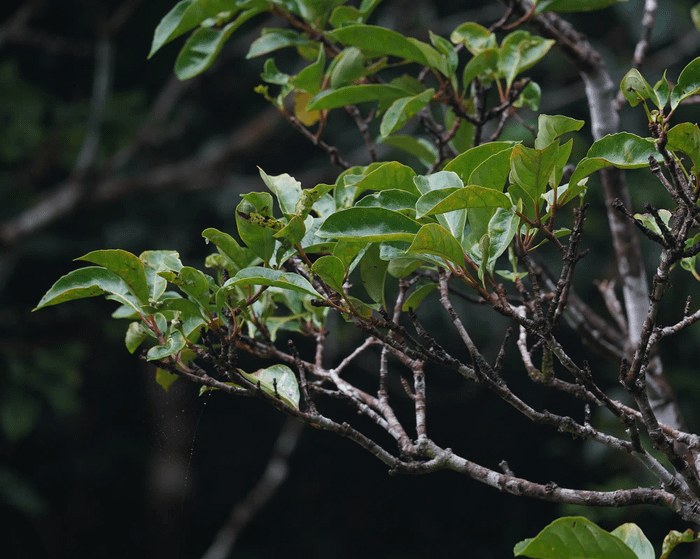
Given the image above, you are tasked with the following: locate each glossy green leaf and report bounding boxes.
[149,0,199,58]
[468,147,514,191]
[317,207,421,242]
[498,31,555,89]
[360,243,388,306]
[247,28,315,59]
[350,161,419,199]
[486,208,519,273]
[259,168,302,217]
[125,321,150,354]
[402,282,437,311]
[161,266,212,310]
[611,524,654,559]
[224,267,321,298]
[380,88,434,137]
[236,192,278,265]
[407,223,465,268]
[667,122,700,176]
[450,22,496,54]
[535,114,584,150]
[330,47,366,88]
[417,186,512,219]
[379,135,438,168]
[569,133,658,190]
[202,228,252,271]
[671,57,700,110]
[414,170,463,195]
[307,84,411,110]
[510,142,559,211]
[333,238,367,269]
[429,30,458,82]
[356,189,418,215]
[311,255,345,292]
[327,25,448,75]
[414,171,466,238]
[274,215,306,245]
[444,142,516,184]
[147,330,187,361]
[513,516,639,559]
[329,5,364,27]
[260,58,290,85]
[239,364,300,409]
[34,266,141,314]
[654,71,671,109]
[77,249,150,304]
[175,8,262,79]
[534,0,628,14]
[461,48,499,88]
[292,0,347,25]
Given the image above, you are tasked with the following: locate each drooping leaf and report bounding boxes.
[125,321,150,354]
[330,46,367,88]
[380,88,434,137]
[202,228,252,271]
[461,48,500,87]
[535,114,584,150]
[175,8,263,79]
[360,243,388,307]
[485,207,520,275]
[239,364,300,409]
[223,267,322,299]
[307,84,412,110]
[155,368,179,391]
[402,282,438,311]
[147,330,187,361]
[77,249,150,304]
[654,71,671,109]
[317,207,421,242]
[34,267,141,315]
[671,56,700,110]
[513,516,639,559]
[468,147,514,191]
[449,22,496,54]
[407,223,465,268]
[290,46,326,94]
[327,24,448,75]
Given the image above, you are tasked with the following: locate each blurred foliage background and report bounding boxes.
[3,0,700,558]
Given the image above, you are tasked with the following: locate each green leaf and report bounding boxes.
[379,135,439,168]
[259,168,303,217]
[513,516,639,559]
[671,56,700,110]
[569,133,659,191]
[534,0,628,14]
[140,250,184,302]
[307,84,412,110]
[311,255,346,292]
[77,249,150,304]
[360,243,388,306]
[236,192,279,265]
[407,223,465,268]
[356,190,418,217]
[461,48,500,87]
[402,282,437,311]
[175,8,262,79]
[125,321,150,354]
[513,80,541,111]
[149,0,198,58]
[450,22,496,54]
[620,68,655,108]
[224,267,322,298]
[468,147,514,191]
[654,71,671,109]
[611,524,654,559]
[147,330,187,361]
[380,88,434,137]
[274,215,306,245]
[444,142,516,184]
[416,186,512,219]
[498,31,555,89]
[414,171,467,239]
[667,122,700,177]
[510,141,559,213]
[239,364,300,409]
[34,266,141,315]
[290,46,326,94]
[247,28,315,59]
[162,266,212,310]
[535,114,584,150]
[485,208,519,274]
[327,25,448,75]
[317,207,421,242]
[260,58,290,85]
[202,228,252,271]
[329,47,367,88]
[352,161,419,198]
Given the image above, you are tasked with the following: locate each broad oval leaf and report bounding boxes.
[407,223,465,268]
[498,31,555,89]
[417,186,512,218]
[611,523,654,559]
[223,267,322,299]
[402,282,438,311]
[312,255,346,293]
[356,189,419,215]
[246,28,315,59]
[667,122,700,176]
[352,161,419,198]
[239,364,300,409]
[513,516,639,559]
[34,266,141,315]
[449,22,496,54]
[236,193,279,265]
[307,84,411,110]
[77,249,150,304]
[259,167,302,217]
[444,142,516,184]
[510,142,560,209]
[202,228,253,271]
[620,68,655,108]
[461,48,500,87]
[380,88,434,137]
[147,330,187,362]
[317,207,421,242]
[149,0,198,58]
[535,114,584,150]
[125,321,151,354]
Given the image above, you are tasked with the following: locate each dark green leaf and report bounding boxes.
[416,186,512,218]
[307,84,412,110]
[461,48,499,88]
[671,56,700,110]
[147,330,187,361]
[534,0,628,14]
[654,71,671,109]
[468,147,513,191]
[202,228,253,271]
[149,1,198,58]
[163,266,212,310]
[513,516,639,559]
[329,47,367,88]
[378,135,439,168]
[311,255,346,292]
[175,8,262,79]
[380,88,434,136]
[620,68,656,108]
[402,282,437,311]
[407,223,465,268]
[510,142,559,211]
[356,189,419,215]
[444,142,516,184]
[77,249,150,304]
[247,28,315,59]
[360,243,388,306]
[498,31,555,89]
[224,267,321,298]
[236,192,279,265]
[667,122,700,176]
[317,207,421,242]
[291,46,326,94]
[353,161,419,198]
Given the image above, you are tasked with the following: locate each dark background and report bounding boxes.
[3,1,700,557]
